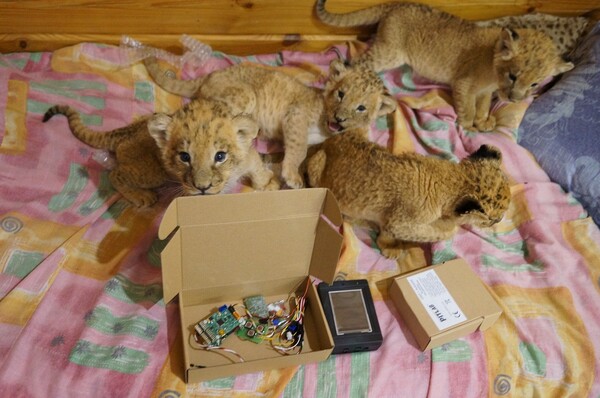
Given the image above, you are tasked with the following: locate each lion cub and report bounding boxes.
[316,0,574,132]
[306,131,511,259]
[43,100,278,207]
[144,57,396,188]
[475,12,593,57]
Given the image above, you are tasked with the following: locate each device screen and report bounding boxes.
[329,289,373,335]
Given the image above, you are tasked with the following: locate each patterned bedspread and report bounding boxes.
[0,41,599,398]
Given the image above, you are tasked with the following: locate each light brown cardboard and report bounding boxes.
[158,188,343,382]
[389,258,502,351]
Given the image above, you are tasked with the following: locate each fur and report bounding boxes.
[43,100,278,207]
[475,12,592,58]
[143,58,397,188]
[315,0,574,132]
[306,131,511,259]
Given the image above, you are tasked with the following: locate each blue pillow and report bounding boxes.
[518,22,600,225]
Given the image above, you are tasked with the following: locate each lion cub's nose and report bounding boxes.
[197,184,212,195]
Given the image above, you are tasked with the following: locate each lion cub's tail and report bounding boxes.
[43,105,143,151]
[143,56,206,98]
[315,0,396,27]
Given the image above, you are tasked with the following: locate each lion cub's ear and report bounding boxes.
[232,115,259,147]
[467,145,502,162]
[328,59,349,80]
[554,60,574,76]
[378,92,398,116]
[497,28,519,60]
[454,195,485,216]
[147,113,173,149]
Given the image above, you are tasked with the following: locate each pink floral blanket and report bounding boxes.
[0,42,599,397]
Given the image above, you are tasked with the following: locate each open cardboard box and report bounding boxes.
[389,258,502,351]
[158,188,344,383]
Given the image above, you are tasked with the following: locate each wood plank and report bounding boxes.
[0,0,596,36]
[0,0,597,53]
[0,33,359,55]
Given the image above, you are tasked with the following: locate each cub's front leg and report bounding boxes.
[379,216,458,258]
[245,148,280,191]
[473,91,496,132]
[452,79,477,130]
[376,229,406,260]
[281,110,311,189]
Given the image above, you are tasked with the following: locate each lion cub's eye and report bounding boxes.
[179,152,191,163]
[214,151,227,163]
[337,90,345,100]
[356,105,366,112]
[530,82,539,88]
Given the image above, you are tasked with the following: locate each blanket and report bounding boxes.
[0,41,599,398]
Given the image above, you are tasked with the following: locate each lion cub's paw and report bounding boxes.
[125,189,158,208]
[263,176,281,191]
[380,246,405,260]
[282,170,305,189]
[252,170,281,191]
[474,115,497,132]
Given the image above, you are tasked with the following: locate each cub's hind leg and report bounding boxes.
[110,148,167,207]
[352,19,407,72]
[109,168,159,208]
[354,41,407,73]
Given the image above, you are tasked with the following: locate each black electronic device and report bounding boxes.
[317,279,383,355]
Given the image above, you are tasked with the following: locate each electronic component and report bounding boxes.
[317,279,383,355]
[194,305,244,347]
[236,326,263,344]
[244,295,269,319]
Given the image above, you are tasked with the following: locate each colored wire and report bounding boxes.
[190,332,245,363]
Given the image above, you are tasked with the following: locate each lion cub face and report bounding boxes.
[149,100,259,196]
[494,28,574,102]
[454,146,511,229]
[323,60,397,133]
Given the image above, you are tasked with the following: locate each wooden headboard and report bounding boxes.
[1,0,597,55]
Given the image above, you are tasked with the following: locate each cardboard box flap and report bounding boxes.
[158,189,343,293]
[309,217,343,284]
[161,228,182,303]
[321,189,343,227]
[159,189,341,240]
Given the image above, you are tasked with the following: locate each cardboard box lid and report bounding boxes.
[159,188,343,303]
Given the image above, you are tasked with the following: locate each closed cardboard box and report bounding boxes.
[389,259,502,351]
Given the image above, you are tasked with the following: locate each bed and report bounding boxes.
[1,1,599,397]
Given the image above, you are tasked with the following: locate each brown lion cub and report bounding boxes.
[306,131,511,259]
[144,57,396,188]
[43,100,278,207]
[315,0,574,132]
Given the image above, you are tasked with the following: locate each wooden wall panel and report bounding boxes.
[0,0,598,53]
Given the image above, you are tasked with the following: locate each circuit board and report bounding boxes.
[236,318,269,344]
[243,295,269,319]
[194,305,243,347]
